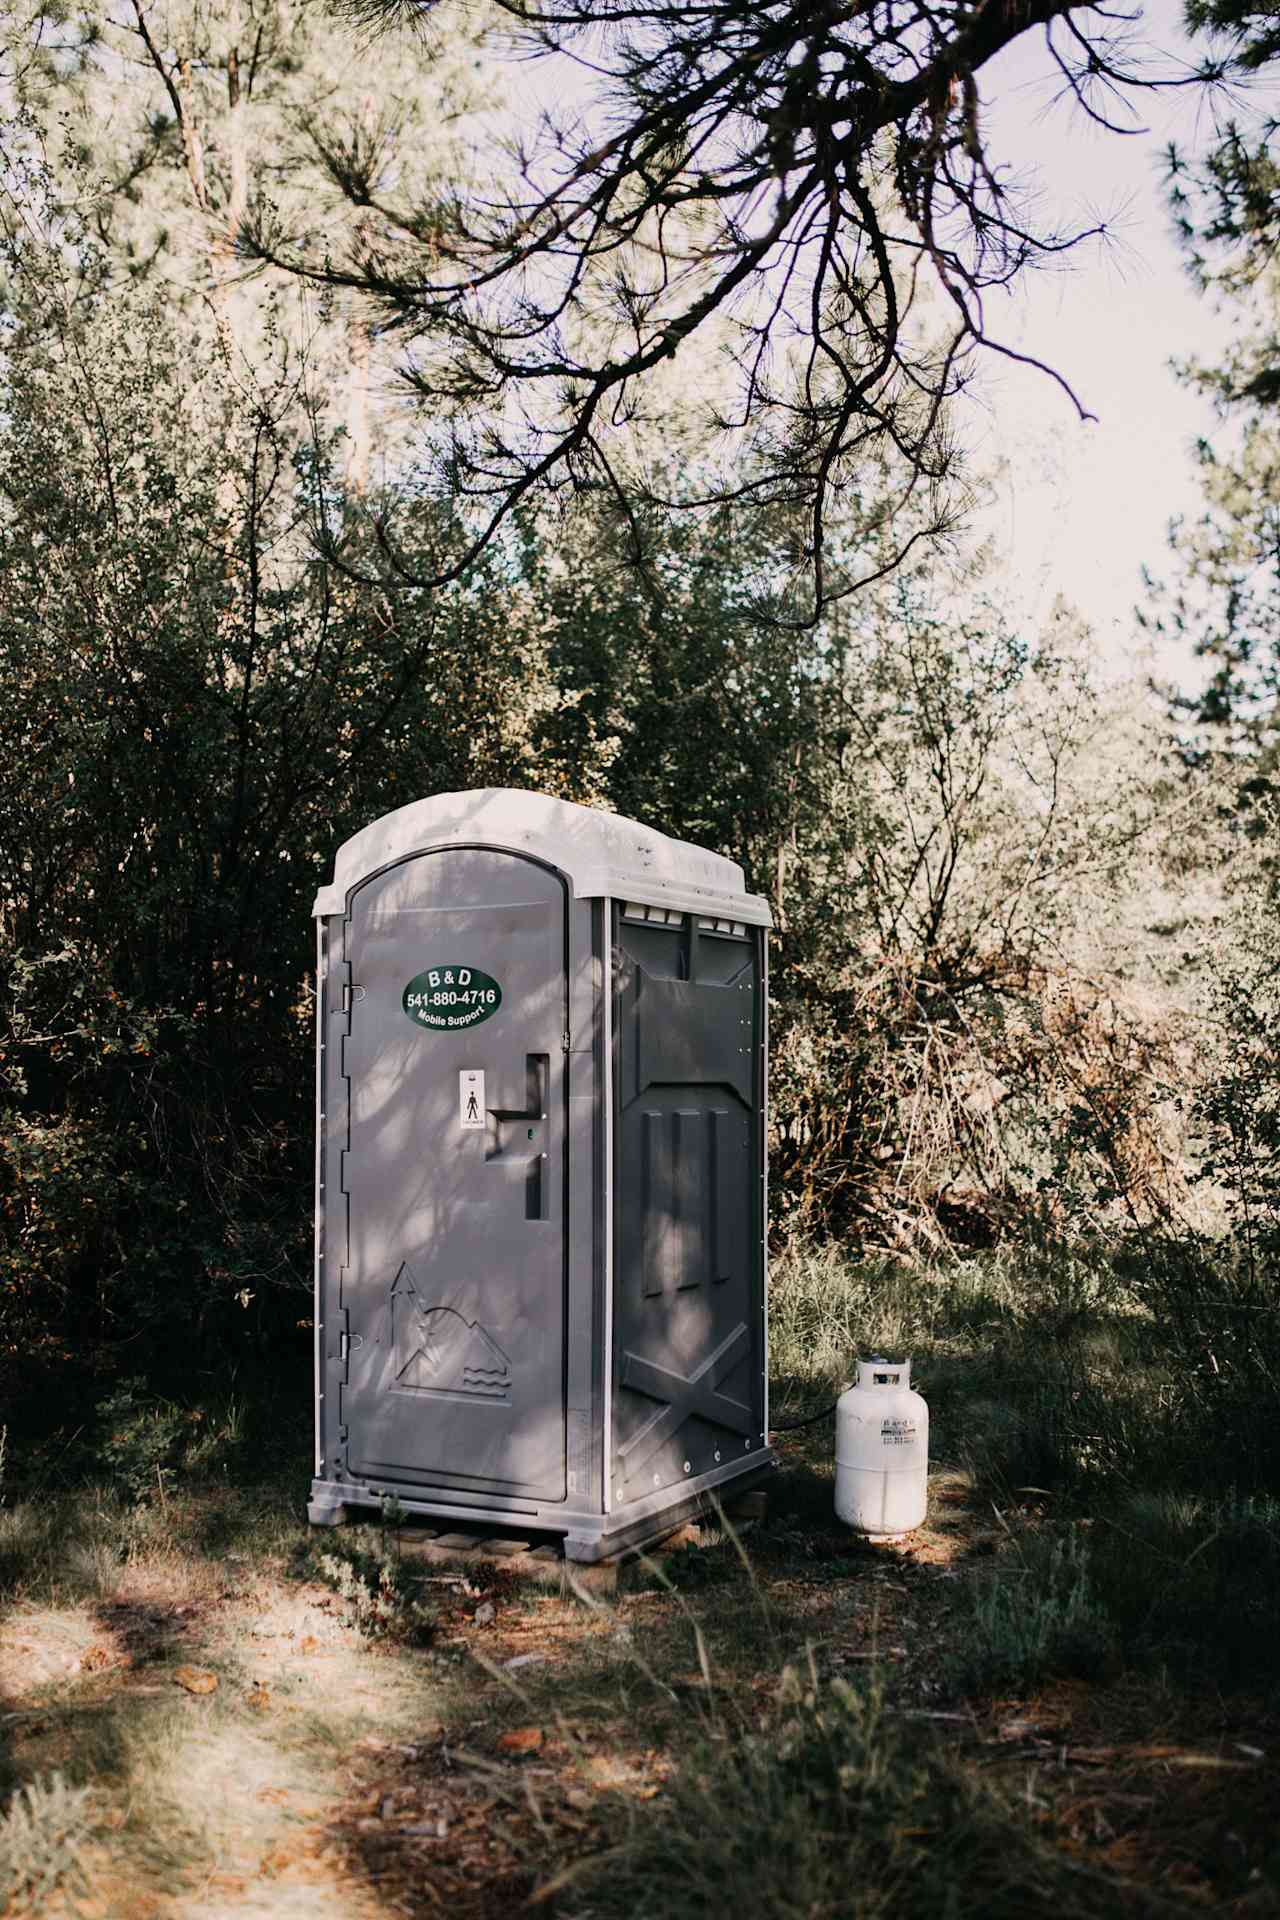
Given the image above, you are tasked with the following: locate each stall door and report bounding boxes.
[337,848,568,1502]
[612,906,762,1503]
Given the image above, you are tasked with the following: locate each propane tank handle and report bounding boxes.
[855,1356,912,1389]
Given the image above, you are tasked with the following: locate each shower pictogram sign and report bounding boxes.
[459,1070,485,1130]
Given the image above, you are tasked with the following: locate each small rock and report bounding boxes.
[473,1600,496,1626]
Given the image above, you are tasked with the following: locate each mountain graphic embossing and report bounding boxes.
[390,1268,511,1402]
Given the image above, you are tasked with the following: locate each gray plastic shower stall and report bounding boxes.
[306,790,775,1561]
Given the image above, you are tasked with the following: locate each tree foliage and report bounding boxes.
[7,0,499,490]
[1151,1,1280,761]
[0,135,550,1404]
[0,6,1270,1444]
[235,0,1245,613]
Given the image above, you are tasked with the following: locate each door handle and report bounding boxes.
[486,1054,549,1153]
[525,1152,549,1222]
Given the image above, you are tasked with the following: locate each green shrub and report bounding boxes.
[94,1376,190,1503]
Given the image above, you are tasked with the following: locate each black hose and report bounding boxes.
[770,1400,838,1432]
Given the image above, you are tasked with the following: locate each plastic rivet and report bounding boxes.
[683,1460,691,1474]
[714,1451,721,1463]
[744,1439,752,1450]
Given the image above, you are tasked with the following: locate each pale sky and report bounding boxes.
[971,0,1265,673]
[501,1,1266,682]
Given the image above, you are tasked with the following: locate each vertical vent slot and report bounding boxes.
[525,1152,549,1221]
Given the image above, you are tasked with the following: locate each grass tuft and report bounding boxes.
[559,1661,1162,1920]
[312,1533,439,1645]
[1088,1491,1280,1681]
[0,1770,97,1911]
[948,1527,1115,1695]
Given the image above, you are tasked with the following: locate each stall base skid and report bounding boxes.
[307,1451,778,1563]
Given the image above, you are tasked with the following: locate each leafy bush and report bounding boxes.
[0,146,547,1426]
[0,937,314,1427]
[94,1377,190,1503]
[91,1380,257,1503]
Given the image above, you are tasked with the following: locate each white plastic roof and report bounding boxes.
[313,788,773,925]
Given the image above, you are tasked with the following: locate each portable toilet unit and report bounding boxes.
[307,789,774,1562]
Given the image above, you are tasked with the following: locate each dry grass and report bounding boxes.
[0,1485,436,1917]
[0,1466,1274,1918]
[1,1240,1277,1916]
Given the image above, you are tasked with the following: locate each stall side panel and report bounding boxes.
[611,907,765,1505]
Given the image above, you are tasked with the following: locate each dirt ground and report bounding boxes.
[1,1444,1276,1918]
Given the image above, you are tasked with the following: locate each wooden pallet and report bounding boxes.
[391,1491,768,1598]
[392,1528,618,1596]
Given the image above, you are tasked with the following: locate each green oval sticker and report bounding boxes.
[402,965,503,1032]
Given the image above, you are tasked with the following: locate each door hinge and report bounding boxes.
[562,1029,572,1052]
[335,1306,350,1383]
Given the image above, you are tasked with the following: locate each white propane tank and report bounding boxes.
[835,1357,928,1536]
